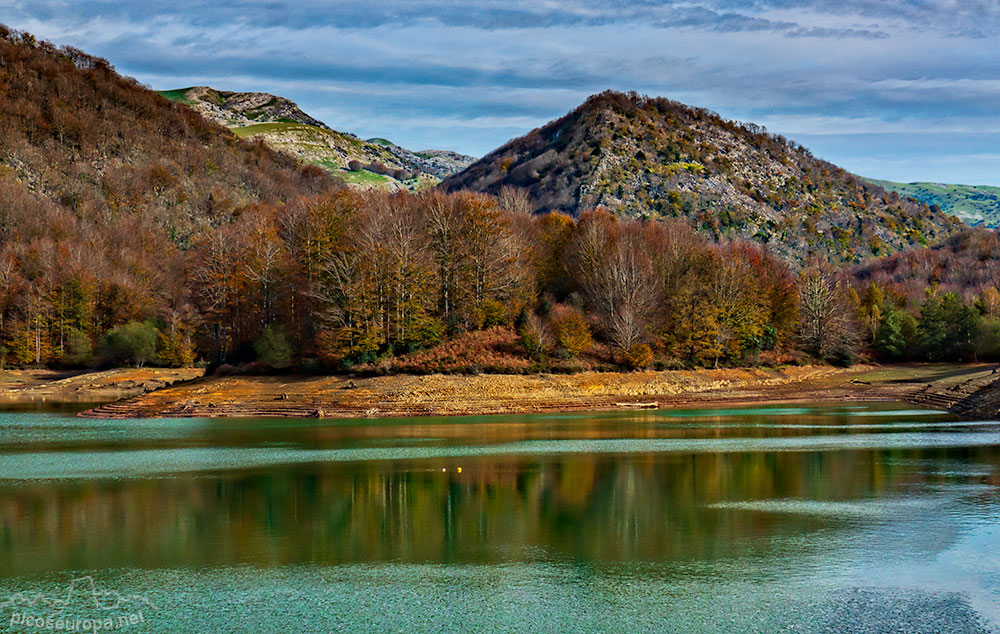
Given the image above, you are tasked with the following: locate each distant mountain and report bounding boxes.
[442,91,963,263]
[866,179,1000,227]
[159,87,476,189]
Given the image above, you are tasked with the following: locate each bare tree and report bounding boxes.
[497,186,533,217]
[798,269,859,362]
[422,192,463,325]
[192,227,245,362]
[566,212,660,350]
[242,216,284,328]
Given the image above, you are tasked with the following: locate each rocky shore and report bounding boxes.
[0,368,202,405]
[4,364,997,421]
[71,363,997,420]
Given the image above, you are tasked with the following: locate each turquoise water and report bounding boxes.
[0,402,998,632]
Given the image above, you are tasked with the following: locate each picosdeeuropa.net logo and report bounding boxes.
[1,576,155,631]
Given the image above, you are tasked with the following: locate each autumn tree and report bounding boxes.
[457,193,532,329]
[550,305,592,358]
[709,246,768,365]
[192,225,249,363]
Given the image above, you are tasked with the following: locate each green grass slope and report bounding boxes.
[157,87,196,105]
[232,122,432,191]
[867,179,1000,227]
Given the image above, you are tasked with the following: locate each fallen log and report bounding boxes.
[615,402,659,409]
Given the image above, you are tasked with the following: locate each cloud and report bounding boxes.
[744,0,1000,38]
[2,1,997,183]
[10,1,997,36]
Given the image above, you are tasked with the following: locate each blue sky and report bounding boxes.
[4,0,998,184]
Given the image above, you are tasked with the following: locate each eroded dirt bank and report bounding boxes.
[73,363,1000,419]
[0,368,203,404]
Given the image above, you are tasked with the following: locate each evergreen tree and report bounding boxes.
[874,308,905,359]
[917,292,946,360]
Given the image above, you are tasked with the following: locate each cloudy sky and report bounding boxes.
[4,1,998,184]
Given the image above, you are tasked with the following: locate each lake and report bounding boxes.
[0,402,998,632]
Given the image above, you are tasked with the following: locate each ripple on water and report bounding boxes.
[2,565,994,633]
[4,430,1000,481]
[706,497,941,520]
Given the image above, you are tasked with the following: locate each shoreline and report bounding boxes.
[56,363,1000,420]
[0,368,203,405]
[3,363,996,421]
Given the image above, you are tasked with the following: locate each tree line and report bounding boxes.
[6,180,1000,371]
[852,281,1000,363]
[0,181,839,370]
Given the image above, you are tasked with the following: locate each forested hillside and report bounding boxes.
[0,32,828,372]
[853,229,1000,301]
[0,26,336,365]
[442,91,963,264]
[844,229,1000,362]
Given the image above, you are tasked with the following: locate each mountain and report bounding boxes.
[865,179,1000,227]
[0,28,335,245]
[441,91,963,263]
[159,86,476,189]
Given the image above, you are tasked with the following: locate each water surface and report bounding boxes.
[0,402,998,632]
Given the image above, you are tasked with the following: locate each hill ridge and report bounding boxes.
[442,90,963,263]
[160,86,477,189]
[160,85,331,129]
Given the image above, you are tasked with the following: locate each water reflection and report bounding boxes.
[2,416,999,575]
[3,403,1000,631]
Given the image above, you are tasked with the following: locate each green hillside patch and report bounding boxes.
[661,161,706,176]
[340,168,390,186]
[232,122,315,137]
[235,122,373,153]
[157,88,196,105]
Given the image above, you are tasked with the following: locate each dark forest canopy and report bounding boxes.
[852,229,1000,302]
